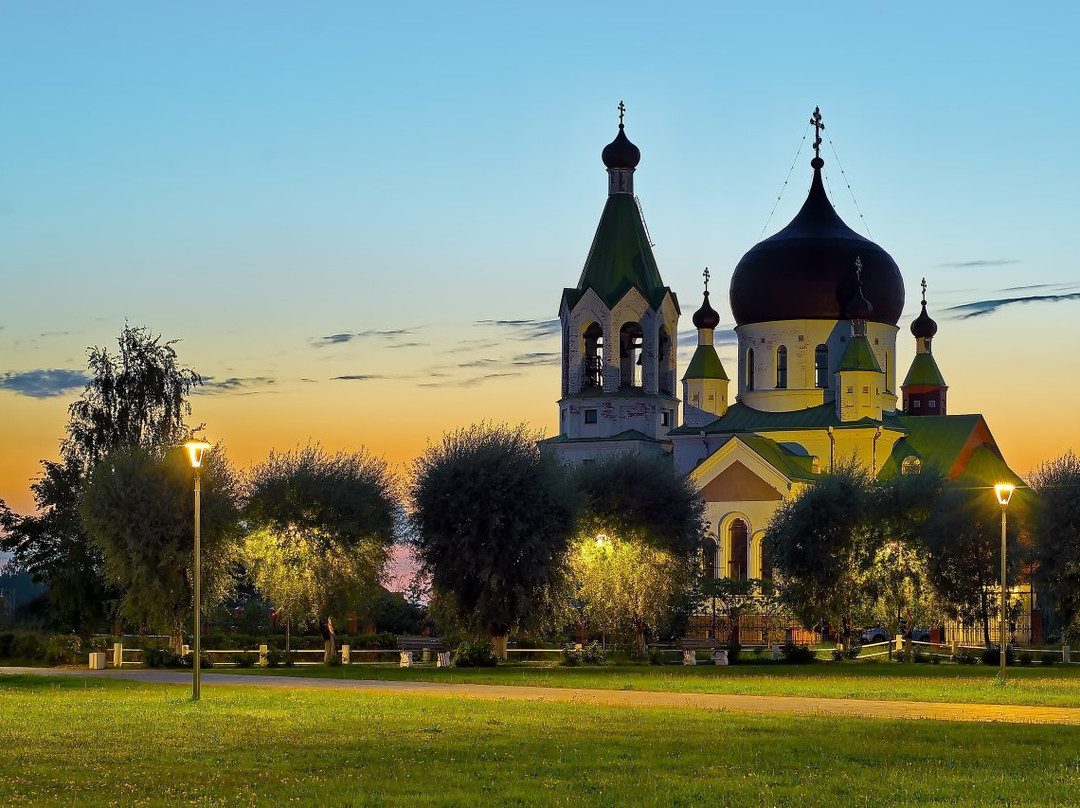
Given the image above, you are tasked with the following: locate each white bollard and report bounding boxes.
[1064,645,1071,664]
[712,650,729,666]
[88,652,106,670]
[682,649,697,666]
[771,643,780,661]
[259,644,268,667]
[399,650,414,668]
[341,644,351,665]
[113,642,123,668]
[436,651,451,668]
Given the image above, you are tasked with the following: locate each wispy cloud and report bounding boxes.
[678,327,738,346]
[512,352,559,366]
[477,319,561,339]
[938,259,1020,268]
[312,329,415,347]
[385,342,427,350]
[0,369,88,398]
[419,372,523,388]
[195,376,277,395]
[946,292,1080,320]
[331,374,390,382]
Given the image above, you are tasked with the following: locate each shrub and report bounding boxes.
[0,633,16,659]
[726,641,742,665]
[229,652,255,668]
[13,634,46,661]
[647,647,665,666]
[780,643,815,664]
[913,649,929,664]
[845,642,862,660]
[561,641,607,667]
[266,649,285,668]
[46,634,81,666]
[179,651,214,669]
[560,644,581,667]
[143,647,182,668]
[1039,652,1058,667]
[930,654,941,665]
[1018,651,1033,667]
[452,639,498,668]
[981,646,1015,666]
[954,649,978,665]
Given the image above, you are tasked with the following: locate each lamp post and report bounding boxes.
[185,441,211,701]
[994,483,1015,679]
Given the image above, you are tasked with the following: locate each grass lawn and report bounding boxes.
[232,659,1080,708]
[1,675,1078,807]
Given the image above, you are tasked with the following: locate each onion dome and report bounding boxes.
[602,105,641,169]
[729,156,904,326]
[845,274,873,320]
[910,278,938,339]
[693,291,721,329]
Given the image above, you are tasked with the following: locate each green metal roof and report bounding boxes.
[563,193,670,310]
[902,352,948,388]
[670,401,871,436]
[876,414,982,479]
[958,444,1024,487]
[682,344,729,381]
[737,435,818,482]
[836,336,882,373]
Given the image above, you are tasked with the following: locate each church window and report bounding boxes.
[619,322,644,388]
[759,535,773,581]
[585,409,598,424]
[815,345,829,388]
[692,393,700,406]
[702,539,717,579]
[746,349,755,390]
[658,327,672,395]
[661,410,670,427]
[885,350,892,392]
[583,323,604,389]
[902,457,922,475]
[913,400,921,409]
[728,520,748,581]
[776,346,788,388]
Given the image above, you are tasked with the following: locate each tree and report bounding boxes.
[408,424,577,657]
[79,446,240,646]
[0,325,202,635]
[1029,452,1080,641]
[244,445,398,662]
[920,482,1022,647]
[765,461,876,645]
[569,452,704,656]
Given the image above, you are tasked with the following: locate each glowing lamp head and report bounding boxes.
[995,483,1015,506]
[595,534,609,548]
[185,441,212,469]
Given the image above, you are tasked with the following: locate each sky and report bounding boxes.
[2,2,1079,515]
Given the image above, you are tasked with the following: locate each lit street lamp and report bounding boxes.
[995,483,1015,680]
[185,441,211,700]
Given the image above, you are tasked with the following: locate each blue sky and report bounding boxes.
[2,2,1079,511]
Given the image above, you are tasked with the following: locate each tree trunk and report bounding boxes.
[320,616,336,663]
[491,633,508,660]
[981,589,992,648]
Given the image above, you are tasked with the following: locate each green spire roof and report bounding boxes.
[566,194,668,309]
[902,352,947,388]
[836,336,882,373]
[683,345,728,381]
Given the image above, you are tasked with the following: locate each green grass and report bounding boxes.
[232,659,1080,708]
[2,675,1079,807]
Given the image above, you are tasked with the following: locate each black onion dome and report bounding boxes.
[729,162,904,326]
[602,124,641,170]
[910,301,938,338]
[846,283,873,320]
[692,291,721,329]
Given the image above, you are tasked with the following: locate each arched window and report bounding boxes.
[776,346,788,389]
[746,348,755,391]
[760,535,773,581]
[658,326,672,395]
[728,519,748,581]
[902,456,922,475]
[815,344,829,389]
[619,322,644,388]
[701,539,717,579]
[885,350,892,392]
[583,323,603,388]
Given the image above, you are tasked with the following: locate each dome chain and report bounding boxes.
[826,131,872,238]
[759,121,811,238]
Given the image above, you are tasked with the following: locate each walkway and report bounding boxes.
[4,666,1078,725]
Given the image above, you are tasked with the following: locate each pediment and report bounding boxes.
[699,460,784,503]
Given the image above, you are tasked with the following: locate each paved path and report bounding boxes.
[4,666,1079,725]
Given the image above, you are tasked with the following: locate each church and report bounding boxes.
[544,107,1023,584]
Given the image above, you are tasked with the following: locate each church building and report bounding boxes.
[546,107,1023,582]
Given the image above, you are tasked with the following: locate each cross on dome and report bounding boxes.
[921,277,928,305]
[703,267,711,292]
[618,100,626,126]
[855,256,863,284]
[810,106,824,161]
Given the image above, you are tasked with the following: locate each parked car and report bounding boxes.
[860,627,888,644]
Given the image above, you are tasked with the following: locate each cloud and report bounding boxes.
[419,372,523,388]
[477,319,561,339]
[311,329,415,347]
[945,292,1080,320]
[331,374,389,382]
[678,327,738,346]
[938,259,1020,268]
[384,342,427,350]
[0,369,88,398]
[195,376,276,395]
[511,352,559,366]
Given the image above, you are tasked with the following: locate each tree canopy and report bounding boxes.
[79,446,241,642]
[408,424,577,653]
[1029,452,1080,641]
[243,445,398,660]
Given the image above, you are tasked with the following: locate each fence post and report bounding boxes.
[113,642,123,668]
[259,644,268,667]
[950,640,959,659]
[341,644,350,665]
[895,634,904,654]
[771,643,780,661]
[1064,645,1071,664]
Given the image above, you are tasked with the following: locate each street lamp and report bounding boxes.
[185,441,211,701]
[995,483,1015,679]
